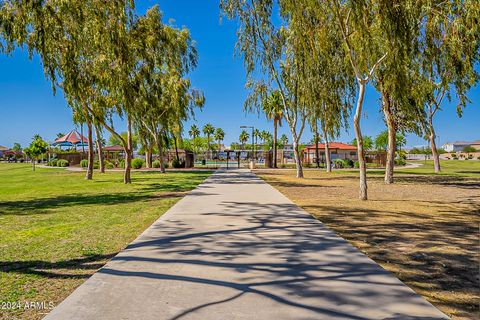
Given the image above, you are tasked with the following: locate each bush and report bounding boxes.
[395,158,406,166]
[354,160,359,168]
[477,156,480,160]
[48,159,58,166]
[165,162,170,169]
[132,158,144,169]
[80,159,88,168]
[453,156,458,160]
[172,158,185,168]
[57,159,69,167]
[93,161,100,169]
[303,162,312,168]
[333,159,344,168]
[450,153,456,158]
[468,154,473,159]
[104,161,114,169]
[342,159,354,168]
[152,160,161,168]
[118,159,125,168]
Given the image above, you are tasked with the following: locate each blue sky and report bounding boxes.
[0,0,478,148]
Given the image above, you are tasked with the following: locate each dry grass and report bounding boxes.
[256,164,480,320]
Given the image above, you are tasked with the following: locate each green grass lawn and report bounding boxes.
[0,164,212,320]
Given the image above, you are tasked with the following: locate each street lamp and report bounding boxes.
[240,125,255,165]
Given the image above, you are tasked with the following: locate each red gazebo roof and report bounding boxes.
[54,130,88,145]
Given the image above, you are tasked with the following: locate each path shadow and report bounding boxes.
[95,199,448,320]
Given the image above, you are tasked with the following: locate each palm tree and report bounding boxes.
[189,124,200,139]
[214,128,225,152]
[263,90,283,168]
[280,134,288,147]
[203,123,215,159]
[239,130,250,150]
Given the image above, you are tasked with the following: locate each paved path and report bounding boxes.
[45,170,448,320]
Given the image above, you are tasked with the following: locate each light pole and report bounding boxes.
[240,125,255,165]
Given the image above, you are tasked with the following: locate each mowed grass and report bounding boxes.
[0,164,212,320]
[256,160,479,320]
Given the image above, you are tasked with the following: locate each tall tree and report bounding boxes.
[189,124,200,139]
[412,1,480,173]
[203,123,215,158]
[214,128,225,152]
[263,90,283,168]
[239,130,249,150]
[221,0,309,178]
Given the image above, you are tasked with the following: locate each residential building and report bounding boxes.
[303,142,358,164]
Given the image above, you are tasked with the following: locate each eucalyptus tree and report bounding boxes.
[94,122,105,173]
[411,1,480,173]
[263,90,283,168]
[214,128,225,152]
[220,0,309,178]
[284,0,355,173]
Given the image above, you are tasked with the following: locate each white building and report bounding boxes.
[442,140,480,152]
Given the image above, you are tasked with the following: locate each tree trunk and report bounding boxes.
[429,120,441,173]
[94,123,105,173]
[292,135,304,178]
[174,136,180,162]
[124,116,133,184]
[273,119,278,168]
[325,135,331,173]
[383,92,396,184]
[354,82,368,200]
[156,135,166,174]
[85,116,94,180]
[321,121,331,172]
[313,121,320,168]
[32,159,35,171]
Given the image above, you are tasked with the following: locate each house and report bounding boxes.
[303,142,357,164]
[0,145,9,158]
[442,140,480,152]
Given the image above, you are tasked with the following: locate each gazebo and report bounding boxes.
[52,130,88,149]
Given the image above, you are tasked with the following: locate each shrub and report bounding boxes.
[105,161,114,169]
[450,153,456,158]
[477,156,480,160]
[468,154,473,159]
[342,159,354,168]
[57,159,69,167]
[354,160,359,168]
[453,156,458,160]
[93,161,100,169]
[80,159,88,168]
[132,158,144,169]
[152,160,161,168]
[333,159,344,168]
[303,162,312,168]
[395,158,406,166]
[48,159,58,166]
[164,162,170,169]
[172,158,185,168]
[118,159,125,168]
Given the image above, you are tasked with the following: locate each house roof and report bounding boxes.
[304,142,357,151]
[104,145,124,152]
[444,141,472,146]
[0,145,9,151]
[53,130,88,146]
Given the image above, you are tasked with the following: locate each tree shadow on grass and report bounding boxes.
[1,253,116,279]
[301,203,479,316]
[0,193,153,216]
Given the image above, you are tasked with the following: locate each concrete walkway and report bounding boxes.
[45,170,448,320]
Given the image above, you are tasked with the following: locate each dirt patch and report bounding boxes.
[256,169,480,320]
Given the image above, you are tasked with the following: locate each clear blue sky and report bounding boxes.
[0,0,478,148]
